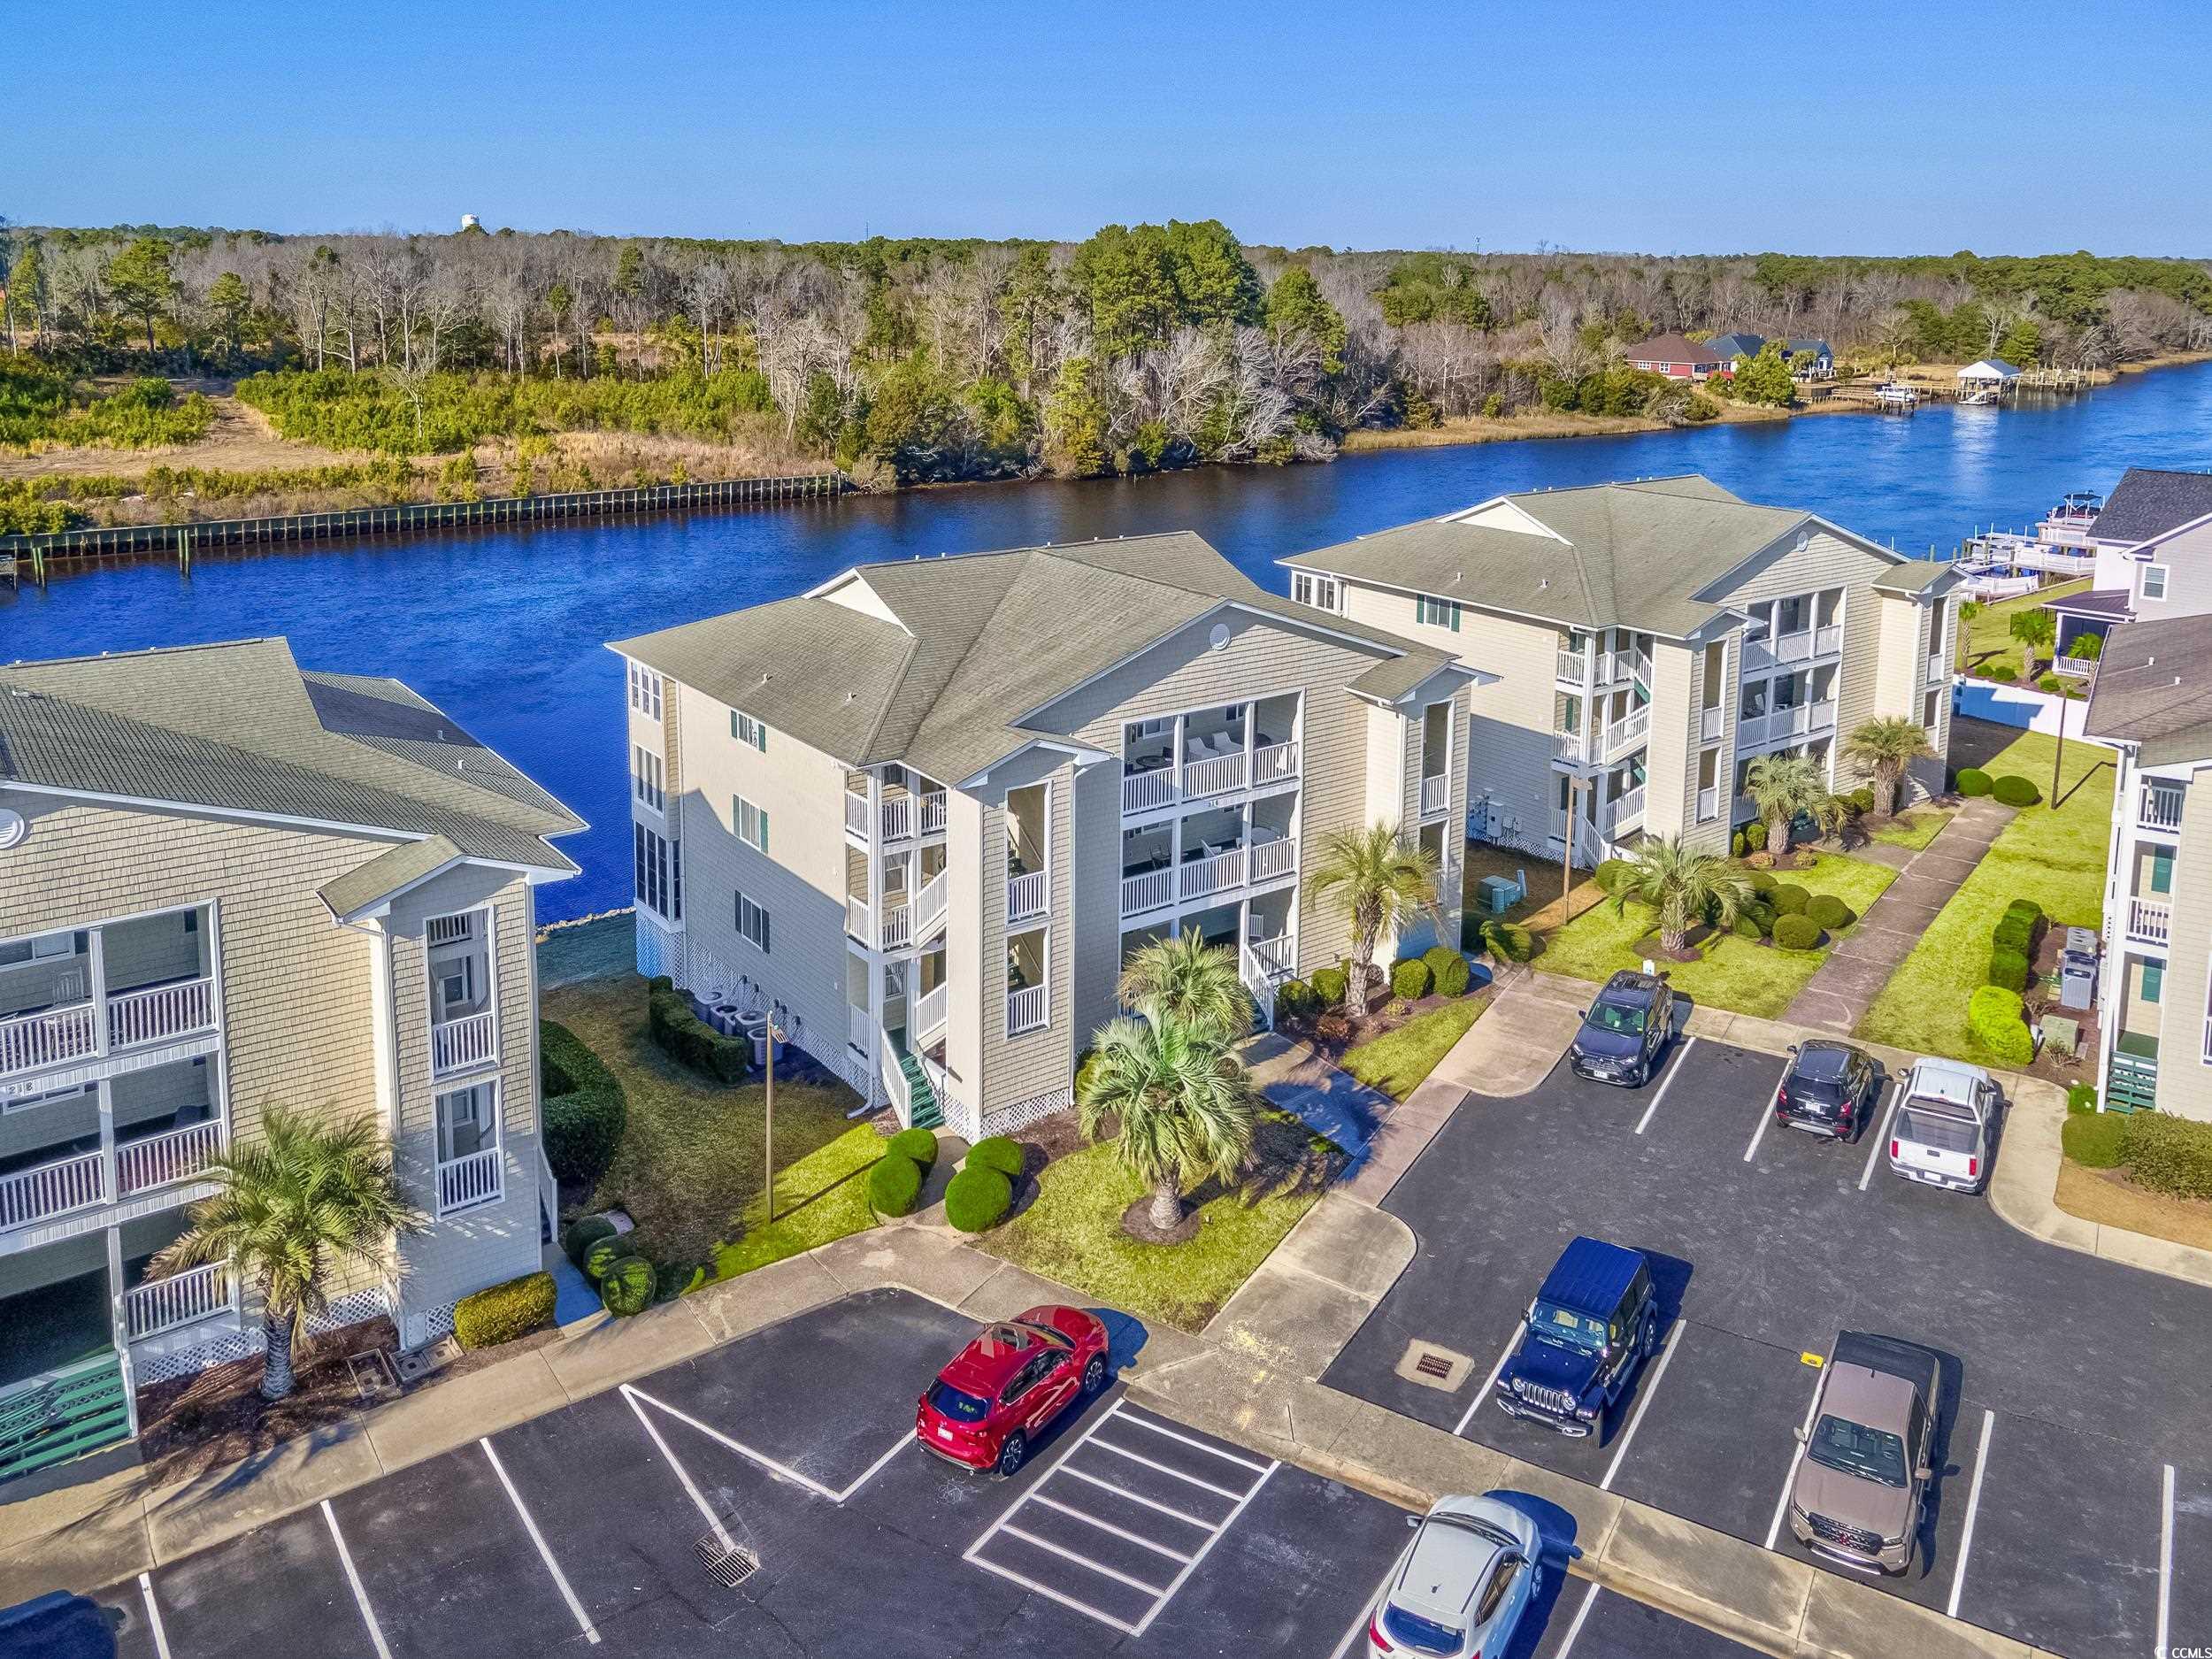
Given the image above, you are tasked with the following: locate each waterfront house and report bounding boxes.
[2046,466,2212,661]
[1705,333,1766,368]
[1624,334,1727,381]
[1281,478,1958,866]
[1786,339,1834,380]
[0,639,581,1481]
[608,534,1477,1141]
[2082,611,2212,1118]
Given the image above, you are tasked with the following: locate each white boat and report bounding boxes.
[1874,380,1921,411]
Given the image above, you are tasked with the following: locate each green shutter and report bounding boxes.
[730,710,740,741]
[758,809,769,854]
[2143,962,2164,1003]
[2151,847,2174,895]
[756,722,768,752]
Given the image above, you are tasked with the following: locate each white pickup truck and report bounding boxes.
[1887,1057,1999,1194]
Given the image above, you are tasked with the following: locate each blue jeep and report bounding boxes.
[1493,1237,1659,1438]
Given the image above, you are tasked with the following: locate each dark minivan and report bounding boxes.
[1493,1237,1660,1437]
[1569,971,1674,1087]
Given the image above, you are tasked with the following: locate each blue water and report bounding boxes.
[8,364,2210,922]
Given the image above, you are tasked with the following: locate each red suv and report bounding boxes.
[916,1305,1110,1476]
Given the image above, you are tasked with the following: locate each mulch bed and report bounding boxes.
[1118,1197,1205,1245]
[1279,987,1469,1065]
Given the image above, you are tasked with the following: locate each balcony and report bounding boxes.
[1121,865,1176,916]
[116,1120,223,1194]
[1736,700,1834,749]
[913,982,948,1042]
[1926,653,1951,685]
[1700,707,1724,743]
[2139,781,2185,834]
[1181,846,1247,902]
[1419,772,1451,819]
[1252,741,1299,787]
[1554,730,1589,765]
[918,793,949,837]
[431,1010,498,1078]
[1697,784,1720,823]
[2127,897,2172,949]
[1599,708,1649,764]
[1555,647,1586,686]
[915,870,949,940]
[1006,983,1048,1037]
[1185,750,1248,801]
[1007,869,1048,926]
[126,1263,235,1341]
[880,899,913,952]
[1,975,219,1086]
[1599,647,1653,689]
[0,1116,224,1234]
[0,1149,106,1233]
[435,1147,503,1217]
[2052,655,2093,681]
[1250,834,1297,884]
[845,895,872,945]
[1600,786,1647,837]
[844,787,945,844]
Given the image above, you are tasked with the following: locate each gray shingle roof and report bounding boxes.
[319,834,464,922]
[2045,588,2133,618]
[2084,612,2212,764]
[1707,333,1766,359]
[1282,475,1846,639]
[611,533,1464,781]
[0,639,580,873]
[2091,467,2212,546]
[1871,560,1958,596]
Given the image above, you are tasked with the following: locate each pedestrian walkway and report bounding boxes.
[1238,1033,1395,1167]
[1783,797,2011,1034]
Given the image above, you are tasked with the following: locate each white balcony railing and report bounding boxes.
[845,895,872,945]
[914,870,949,941]
[127,1263,234,1341]
[1006,869,1048,925]
[849,1002,873,1058]
[880,795,914,843]
[1815,624,1843,657]
[426,913,474,947]
[918,792,948,836]
[1601,786,1647,836]
[1555,647,1587,684]
[1251,836,1297,883]
[881,900,913,951]
[1701,707,1724,742]
[2140,781,2185,833]
[1006,983,1048,1037]
[1252,741,1299,787]
[1807,698,1838,735]
[1122,866,1175,916]
[432,1009,498,1077]
[2053,656,2094,680]
[1601,708,1649,762]
[1123,766,1178,816]
[913,983,948,1041]
[1598,648,1652,688]
[117,1120,223,1195]
[843,790,871,837]
[1697,784,1720,823]
[1554,730,1589,764]
[0,1148,108,1232]
[1927,654,1951,685]
[1181,846,1247,901]
[436,1147,503,1217]
[1248,933,1297,982]
[1419,772,1450,819]
[1184,751,1248,801]
[2128,897,2172,948]
[1773,628,1816,665]
[0,1002,98,1080]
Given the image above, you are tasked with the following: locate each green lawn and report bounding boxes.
[1537,852,1898,1018]
[1857,730,2113,1063]
[979,1125,1326,1332]
[711,1125,887,1279]
[1962,579,2087,681]
[1341,995,1490,1101]
[544,974,863,1268]
[1869,805,1957,853]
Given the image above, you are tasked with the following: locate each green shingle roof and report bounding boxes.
[1870,560,1958,597]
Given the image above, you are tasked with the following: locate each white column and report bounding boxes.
[87,926,109,1056]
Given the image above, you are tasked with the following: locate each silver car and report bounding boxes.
[1367,1494,1543,1658]
[1888,1057,1998,1194]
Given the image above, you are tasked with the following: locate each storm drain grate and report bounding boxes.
[1413,1351,1453,1379]
[696,1532,761,1589]
[1394,1340,1475,1393]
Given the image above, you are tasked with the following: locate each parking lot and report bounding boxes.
[1323,1034,2212,1659]
[77,1286,1768,1659]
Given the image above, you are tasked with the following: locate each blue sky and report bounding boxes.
[12,1,2210,254]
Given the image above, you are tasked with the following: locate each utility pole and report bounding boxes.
[2053,657,2094,807]
[763,1019,785,1222]
[1562,776,1583,907]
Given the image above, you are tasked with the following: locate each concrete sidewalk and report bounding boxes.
[1785,798,2011,1034]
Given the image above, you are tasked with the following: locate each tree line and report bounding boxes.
[4,215,2209,486]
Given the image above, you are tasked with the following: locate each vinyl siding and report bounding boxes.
[2133,521,2212,618]
[976,761,1076,1113]
[2147,774,2212,1120]
[1646,640,1697,844]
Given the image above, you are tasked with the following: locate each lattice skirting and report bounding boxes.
[397,1301,457,1354]
[980,1086,1073,1140]
[133,1286,396,1387]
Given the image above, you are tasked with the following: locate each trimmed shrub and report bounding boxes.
[1982,664,2018,682]
[867,1151,925,1217]
[648,974,674,995]
[583,1235,630,1282]
[1991,774,2042,808]
[1986,947,2030,993]
[2120,1113,2212,1201]
[1390,957,1433,999]
[1275,979,1319,1022]
[1956,768,1993,797]
[454,1271,557,1349]
[1807,895,1855,931]
[1732,829,1748,857]
[647,984,753,1082]
[1425,947,1471,998]
[1732,916,1762,941]
[1772,913,1823,951]
[1074,1046,1105,1099]
[1311,965,1349,1007]
[1848,787,1877,814]
[2066,1082,2100,1115]
[1992,916,2033,955]
[944,1166,1013,1233]
[541,1021,627,1185]
[2037,673,2062,695]
[1744,821,1768,852]
[1966,986,2033,1066]
[657,1262,706,1302]
[887,1127,940,1167]
[1747,870,1778,893]
[597,1254,657,1317]
[562,1215,617,1270]
[967,1135,1025,1179]
[1741,900,1777,937]
[2062,1112,2126,1169]
[1770,884,1810,916]
[1476,919,1536,963]
[1594,858,1635,895]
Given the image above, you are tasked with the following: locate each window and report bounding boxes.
[1416,594,1461,632]
[435,1081,497,1162]
[732,710,768,750]
[434,954,480,1019]
[634,824,681,921]
[2144,565,2170,602]
[627,663,663,719]
[634,744,664,812]
[1292,572,1340,612]
[737,892,772,952]
[2143,962,2164,1004]
[1701,641,1725,711]
[736,795,770,853]
[1924,688,1942,730]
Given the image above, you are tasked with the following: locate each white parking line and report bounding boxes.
[321,1500,396,1659]
[1633,1037,1696,1134]
[480,1437,602,1645]
[1945,1409,1994,1617]
[1554,1579,1603,1656]
[1763,1350,1831,1550]
[1858,1093,1902,1191]
[620,1380,905,1503]
[1328,1552,1407,1659]
[1001,1520,1168,1596]
[1600,1323,1684,1492]
[1089,1433,1249,1499]
[1453,1323,1525,1437]
[1057,1463,1217,1528]
[1742,1062,1793,1163]
[1115,1408,1274,1473]
[624,1386,736,1553]
[2157,1463,2176,1659]
[136,1573,172,1659]
[1029,1491,1194,1562]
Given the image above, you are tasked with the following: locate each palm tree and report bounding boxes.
[1077,1015,1258,1234]
[1116,931,1255,1041]
[2009,608,2055,680]
[1955,600,1983,673]
[1744,753,1824,856]
[1609,836,1754,955]
[1305,821,1442,1017]
[150,1108,424,1401]
[1843,717,1938,817]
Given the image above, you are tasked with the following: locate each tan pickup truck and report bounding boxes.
[1787,1332,1942,1575]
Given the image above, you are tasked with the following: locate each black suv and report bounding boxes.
[1774,1041,1882,1141]
[1570,971,1674,1087]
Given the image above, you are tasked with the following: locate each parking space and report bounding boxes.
[1527,1583,1772,1659]
[1329,1036,2212,1659]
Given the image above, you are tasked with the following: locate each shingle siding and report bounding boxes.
[2147,776,2212,1122]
